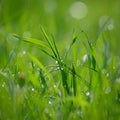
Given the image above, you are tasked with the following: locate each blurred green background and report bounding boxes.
[0,0,120,52]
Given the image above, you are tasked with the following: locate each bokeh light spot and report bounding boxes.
[44,0,57,13]
[99,16,114,31]
[69,2,88,20]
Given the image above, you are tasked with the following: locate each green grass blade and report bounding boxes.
[72,64,76,96]
[61,70,69,95]
[40,49,56,60]
[39,69,47,94]
[51,34,61,60]
[22,37,48,48]
[28,53,48,74]
[82,31,93,51]
[40,26,57,59]
[92,55,96,70]
[4,50,15,69]
[13,34,49,49]
[64,36,77,60]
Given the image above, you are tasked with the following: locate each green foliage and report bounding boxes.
[0,0,120,120]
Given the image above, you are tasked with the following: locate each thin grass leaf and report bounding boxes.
[82,31,93,51]
[28,53,48,74]
[64,36,77,60]
[63,63,81,79]
[72,64,76,96]
[93,17,111,45]
[22,37,49,48]
[39,69,47,94]
[40,48,56,60]
[51,34,61,60]
[4,50,15,69]
[5,70,14,100]
[92,55,96,70]
[61,69,69,95]
[40,26,57,58]
[13,34,49,49]
[83,65,98,72]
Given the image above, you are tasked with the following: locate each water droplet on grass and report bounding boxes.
[32,88,34,92]
[57,67,60,70]
[60,67,64,70]
[69,1,88,20]
[106,73,109,77]
[82,54,89,63]
[113,66,115,69]
[86,91,90,96]
[2,82,5,88]
[61,59,63,63]
[18,50,26,57]
[22,50,26,55]
[102,69,107,74]
[105,87,111,94]
[77,59,80,66]
[23,31,31,37]
[115,78,120,84]
[55,61,58,64]
[48,101,52,105]
[53,85,57,88]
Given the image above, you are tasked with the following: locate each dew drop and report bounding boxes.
[22,50,26,55]
[23,31,31,37]
[32,88,34,92]
[86,91,90,96]
[61,60,63,63]
[57,67,60,70]
[106,73,109,77]
[77,59,80,66]
[113,66,115,69]
[55,61,58,64]
[48,101,52,105]
[102,69,107,74]
[53,85,57,88]
[60,67,64,70]
[82,54,88,63]
[2,82,5,88]
[105,87,111,94]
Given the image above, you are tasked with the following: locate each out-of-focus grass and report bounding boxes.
[0,0,120,120]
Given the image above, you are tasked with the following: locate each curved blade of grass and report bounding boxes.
[13,34,49,49]
[4,50,15,69]
[82,31,93,51]
[51,34,61,60]
[63,63,81,79]
[39,69,47,94]
[92,55,96,70]
[61,69,69,95]
[64,34,79,60]
[40,48,56,60]
[28,53,48,74]
[83,65,98,72]
[72,64,76,96]
[93,17,111,44]
[40,26,57,59]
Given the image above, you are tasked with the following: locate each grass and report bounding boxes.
[0,0,120,120]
